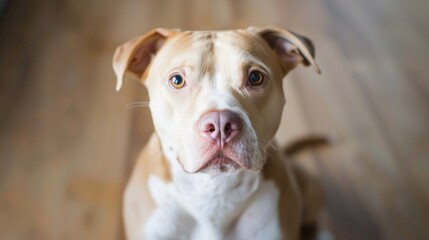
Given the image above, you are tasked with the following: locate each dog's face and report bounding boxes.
[113,27,319,175]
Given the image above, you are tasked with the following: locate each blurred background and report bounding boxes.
[0,0,428,239]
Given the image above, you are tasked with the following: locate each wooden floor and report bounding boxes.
[0,0,428,239]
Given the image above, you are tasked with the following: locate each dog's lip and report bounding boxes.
[194,151,246,173]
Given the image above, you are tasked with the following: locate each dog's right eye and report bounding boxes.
[248,70,264,86]
[169,74,186,89]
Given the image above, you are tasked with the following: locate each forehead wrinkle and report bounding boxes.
[157,31,216,81]
[217,31,275,66]
[212,39,241,91]
[190,32,215,80]
[213,32,275,86]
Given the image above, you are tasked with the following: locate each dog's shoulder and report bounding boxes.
[263,143,325,239]
[261,144,303,239]
[123,132,171,239]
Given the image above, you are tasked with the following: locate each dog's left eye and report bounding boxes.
[248,70,264,86]
[169,74,186,89]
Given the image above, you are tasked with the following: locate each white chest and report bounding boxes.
[143,174,281,240]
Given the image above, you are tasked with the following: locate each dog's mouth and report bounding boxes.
[196,152,243,174]
[180,122,264,174]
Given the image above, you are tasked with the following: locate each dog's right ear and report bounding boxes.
[112,28,179,91]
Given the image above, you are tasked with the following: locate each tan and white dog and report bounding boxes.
[113,26,324,240]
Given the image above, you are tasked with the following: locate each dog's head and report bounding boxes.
[113,27,319,175]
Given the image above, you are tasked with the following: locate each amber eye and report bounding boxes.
[248,70,264,86]
[169,74,186,89]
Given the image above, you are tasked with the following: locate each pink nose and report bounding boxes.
[198,110,242,148]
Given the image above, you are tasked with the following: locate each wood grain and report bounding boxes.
[0,0,428,239]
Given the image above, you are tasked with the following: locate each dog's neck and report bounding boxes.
[163,145,262,233]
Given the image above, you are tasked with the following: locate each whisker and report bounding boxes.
[126,101,150,109]
[153,150,165,162]
[267,141,281,151]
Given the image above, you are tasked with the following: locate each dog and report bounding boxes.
[113,26,325,240]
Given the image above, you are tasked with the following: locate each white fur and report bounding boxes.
[144,150,282,240]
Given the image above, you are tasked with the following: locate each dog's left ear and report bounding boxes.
[112,28,179,91]
[250,26,321,74]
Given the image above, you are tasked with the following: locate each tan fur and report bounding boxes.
[262,145,303,239]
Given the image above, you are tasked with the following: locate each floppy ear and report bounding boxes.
[251,26,321,74]
[112,28,179,91]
